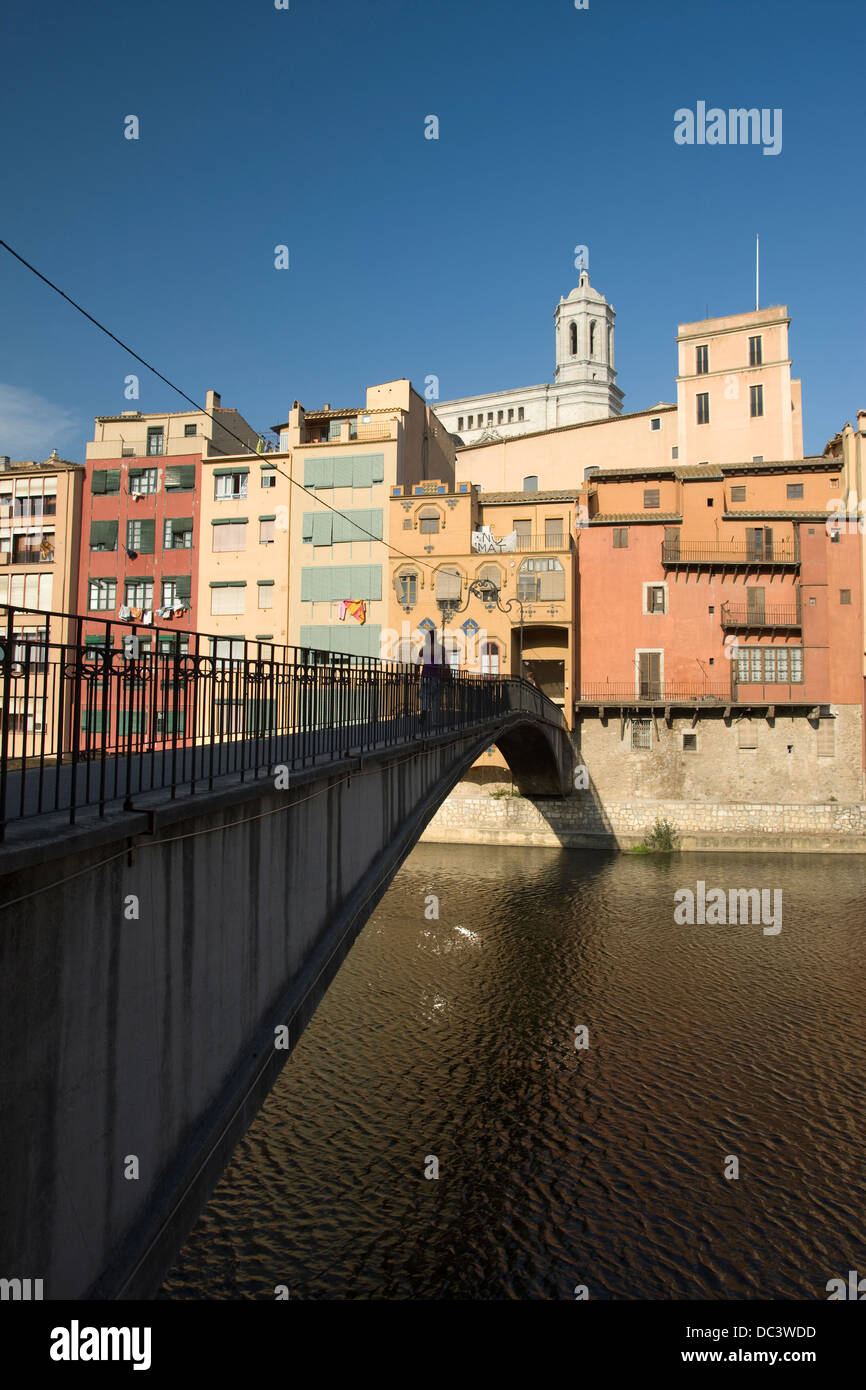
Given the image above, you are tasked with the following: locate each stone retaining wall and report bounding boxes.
[421,792,866,853]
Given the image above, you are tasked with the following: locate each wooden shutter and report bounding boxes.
[639,652,661,698]
[746,587,765,623]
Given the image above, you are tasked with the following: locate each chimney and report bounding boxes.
[858,409,866,434]
[206,389,221,413]
[0,456,10,470]
[323,403,330,411]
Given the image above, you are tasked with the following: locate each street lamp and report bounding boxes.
[439,577,526,680]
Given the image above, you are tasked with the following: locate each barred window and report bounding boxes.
[631,719,652,751]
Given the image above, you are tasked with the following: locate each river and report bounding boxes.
[161,843,866,1299]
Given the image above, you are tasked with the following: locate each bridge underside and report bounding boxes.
[0,711,571,1300]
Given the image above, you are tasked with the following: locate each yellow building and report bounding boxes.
[386,482,578,720]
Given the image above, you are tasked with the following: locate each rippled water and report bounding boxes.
[161,844,866,1299]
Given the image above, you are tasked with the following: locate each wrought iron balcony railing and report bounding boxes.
[720,602,801,629]
[662,541,799,566]
[577,682,734,704]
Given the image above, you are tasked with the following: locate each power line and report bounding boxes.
[0,236,465,578]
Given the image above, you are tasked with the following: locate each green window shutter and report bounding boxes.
[260,462,276,471]
[213,465,249,476]
[209,580,247,588]
[371,454,385,483]
[139,519,156,553]
[258,513,276,522]
[211,516,248,525]
[334,458,354,487]
[91,470,107,494]
[90,520,118,548]
[303,458,320,488]
[352,457,372,488]
[80,708,105,731]
[318,458,334,489]
[169,516,193,534]
[257,579,275,586]
[312,513,333,546]
[302,513,314,539]
[165,464,195,490]
[301,568,331,602]
[105,469,121,494]
[164,574,191,600]
[299,625,331,651]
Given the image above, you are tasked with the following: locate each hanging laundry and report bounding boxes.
[142,610,153,626]
[337,600,349,621]
[118,605,132,621]
[130,607,144,621]
[172,606,186,618]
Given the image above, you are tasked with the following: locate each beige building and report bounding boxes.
[87,390,261,462]
[0,454,84,749]
[455,303,804,495]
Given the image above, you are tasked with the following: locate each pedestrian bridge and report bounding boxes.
[0,606,572,1300]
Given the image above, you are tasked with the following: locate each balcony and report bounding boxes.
[662,540,799,568]
[577,682,733,706]
[11,547,54,565]
[516,532,569,552]
[720,601,801,631]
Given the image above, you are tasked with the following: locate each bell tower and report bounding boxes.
[553,272,623,420]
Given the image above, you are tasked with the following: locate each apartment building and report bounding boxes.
[576,455,863,801]
[78,391,259,654]
[0,454,83,748]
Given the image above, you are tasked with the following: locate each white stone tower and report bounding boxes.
[553,272,624,422]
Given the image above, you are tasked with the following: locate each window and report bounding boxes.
[215,472,248,500]
[817,719,835,758]
[707,497,714,507]
[613,528,629,548]
[830,478,840,489]
[90,520,118,551]
[786,483,803,499]
[671,447,679,459]
[126,519,156,553]
[487,413,493,424]
[683,733,697,751]
[738,723,757,749]
[210,583,245,616]
[517,407,524,421]
[91,468,121,495]
[736,645,803,684]
[457,417,463,430]
[182,423,197,438]
[523,475,538,492]
[259,518,275,544]
[125,579,153,609]
[518,557,565,602]
[435,567,462,605]
[696,345,709,375]
[129,467,158,494]
[164,465,195,491]
[545,518,564,547]
[212,520,248,551]
[749,335,763,366]
[468,416,473,428]
[162,576,191,607]
[644,584,667,614]
[570,322,578,354]
[513,519,531,549]
[481,641,501,676]
[696,392,710,425]
[750,384,764,418]
[477,563,501,593]
[164,517,193,548]
[261,473,276,489]
[637,651,662,698]
[752,456,763,463]
[730,484,746,502]
[508,409,514,423]
[397,571,418,606]
[631,719,651,751]
[498,410,503,424]
[584,465,600,482]
[589,322,596,356]
[643,488,660,509]
[650,417,660,430]
[840,589,851,605]
[419,507,440,533]
[88,579,116,610]
[257,581,274,610]
[146,427,164,456]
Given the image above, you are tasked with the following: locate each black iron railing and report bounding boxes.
[662,541,799,566]
[577,682,734,704]
[0,606,563,834]
[720,602,801,629]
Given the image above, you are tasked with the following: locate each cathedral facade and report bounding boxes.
[435,272,624,445]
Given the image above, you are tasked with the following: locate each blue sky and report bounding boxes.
[0,0,863,460]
